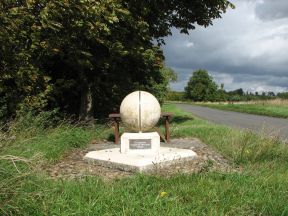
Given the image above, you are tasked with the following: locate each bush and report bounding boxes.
[166,91,185,101]
[278,92,288,99]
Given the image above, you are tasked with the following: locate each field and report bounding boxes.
[196,99,288,118]
[1,104,288,215]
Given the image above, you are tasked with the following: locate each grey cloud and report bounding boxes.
[255,0,288,21]
[231,74,288,88]
[163,0,288,93]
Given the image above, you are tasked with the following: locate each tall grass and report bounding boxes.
[1,106,288,215]
[0,111,113,215]
[163,104,288,165]
[238,99,288,106]
[0,111,111,161]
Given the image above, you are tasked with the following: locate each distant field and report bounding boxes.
[197,99,288,118]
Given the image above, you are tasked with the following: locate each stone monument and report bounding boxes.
[120,91,160,154]
[84,90,197,172]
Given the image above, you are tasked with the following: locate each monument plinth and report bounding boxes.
[119,91,161,155]
[120,132,160,154]
[84,90,197,172]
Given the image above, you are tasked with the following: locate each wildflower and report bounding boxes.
[160,191,168,197]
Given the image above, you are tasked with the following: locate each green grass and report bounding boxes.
[197,102,288,119]
[1,106,288,215]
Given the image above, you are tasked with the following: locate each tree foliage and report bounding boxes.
[0,0,233,119]
[277,92,288,99]
[185,69,219,102]
[126,0,234,42]
[184,70,280,102]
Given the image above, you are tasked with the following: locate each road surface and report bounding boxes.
[176,103,288,142]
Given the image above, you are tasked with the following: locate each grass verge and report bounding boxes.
[1,106,288,215]
[195,100,288,118]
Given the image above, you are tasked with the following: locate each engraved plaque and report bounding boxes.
[129,139,151,149]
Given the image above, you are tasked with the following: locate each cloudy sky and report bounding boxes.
[163,0,288,93]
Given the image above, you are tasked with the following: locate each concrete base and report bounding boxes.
[84,147,197,172]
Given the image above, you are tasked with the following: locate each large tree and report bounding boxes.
[126,0,234,41]
[0,0,233,119]
[185,69,218,101]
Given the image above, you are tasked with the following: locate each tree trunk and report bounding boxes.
[79,75,93,120]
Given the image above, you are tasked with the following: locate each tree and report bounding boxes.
[0,0,234,120]
[267,91,275,97]
[218,83,227,101]
[185,69,218,101]
[1,0,165,119]
[228,88,244,96]
[0,0,53,119]
[277,92,288,99]
[126,0,234,42]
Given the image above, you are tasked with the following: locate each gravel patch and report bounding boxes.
[45,138,239,181]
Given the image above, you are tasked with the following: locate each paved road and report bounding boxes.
[176,103,288,142]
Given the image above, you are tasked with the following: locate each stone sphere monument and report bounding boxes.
[120,91,161,132]
[84,90,197,172]
[120,91,161,154]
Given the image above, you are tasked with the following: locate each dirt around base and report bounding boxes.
[44,138,240,181]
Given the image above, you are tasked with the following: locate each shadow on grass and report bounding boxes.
[157,115,194,127]
[171,116,194,124]
[107,133,115,142]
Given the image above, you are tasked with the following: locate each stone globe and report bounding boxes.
[120,91,161,132]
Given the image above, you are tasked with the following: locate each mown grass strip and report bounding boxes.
[196,103,288,119]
